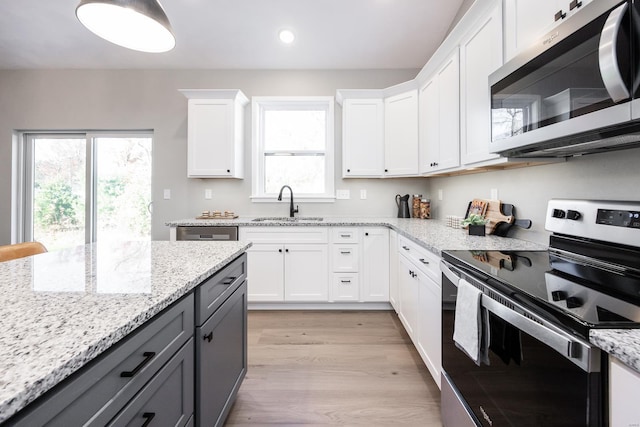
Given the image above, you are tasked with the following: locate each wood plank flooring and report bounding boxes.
[225,310,442,426]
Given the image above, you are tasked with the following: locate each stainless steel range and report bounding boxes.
[441,199,640,426]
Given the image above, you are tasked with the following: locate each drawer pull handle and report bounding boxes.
[204,332,213,342]
[419,258,429,265]
[340,234,351,238]
[402,246,410,251]
[340,251,351,254]
[222,276,236,285]
[142,412,155,427]
[341,280,351,284]
[120,351,156,378]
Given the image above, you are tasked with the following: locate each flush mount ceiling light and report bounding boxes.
[278,29,295,44]
[76,0,175,53]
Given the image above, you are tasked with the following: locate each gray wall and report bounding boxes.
[0,69,427,244]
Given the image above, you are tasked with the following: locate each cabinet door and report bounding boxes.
[418,78,440,174]
[460,4,503,165]
[417,272,442,389]
[196,282,247,427]
[384,90,419,176]
[398,255,419,339]
[436,49,460,171]
[245,244,284,302]
[284,244,329,301]
[361,228,389,302]
[389,230,399,311]
[342,99,384,177]
[187,99,237,178]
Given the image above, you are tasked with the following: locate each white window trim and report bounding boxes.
[251,96,335,203]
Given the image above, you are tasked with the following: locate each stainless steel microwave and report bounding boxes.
[489,0,640,158]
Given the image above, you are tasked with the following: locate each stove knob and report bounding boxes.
[552,209,566,219]
[551,290,567,301]
[566,210,581,220]
[566,296,583,309]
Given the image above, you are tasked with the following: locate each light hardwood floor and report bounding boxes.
[225,310,442,426]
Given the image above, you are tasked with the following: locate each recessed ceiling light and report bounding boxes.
[279,29,295,44]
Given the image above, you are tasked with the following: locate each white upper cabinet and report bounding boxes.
[460,3,503,165]
[504,0,592,61]
[419,49,460,174]
[341,98,384,177]
[181,89,248,178]
[384,89,420,176]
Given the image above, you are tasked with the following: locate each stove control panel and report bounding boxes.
[546,199,640,247]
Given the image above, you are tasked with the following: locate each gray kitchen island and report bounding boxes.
[0,240,250,426]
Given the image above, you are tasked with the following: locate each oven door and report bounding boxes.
[489,0,634,156]
[441,261,602,427]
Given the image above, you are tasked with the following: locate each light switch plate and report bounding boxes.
[360,189,367,200]
[205,189,212,199]
[336,189,350,200]
[490,188,498,200]
[163,189,171,200]
[438,189,443,201]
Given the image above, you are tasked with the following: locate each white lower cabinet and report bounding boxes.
[240,228,329,302]
[396,235,442,388]
[609,356,640,426]
[331,273,360,301]
[389,230,399,310]
[361,228,390,302]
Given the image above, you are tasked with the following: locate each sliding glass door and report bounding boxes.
[23,133,152,250]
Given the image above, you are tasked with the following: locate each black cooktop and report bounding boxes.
[442,248,640,338]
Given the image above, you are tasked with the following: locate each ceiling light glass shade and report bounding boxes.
[76,0,175,53]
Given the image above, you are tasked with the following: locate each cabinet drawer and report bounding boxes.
[398,235,441,284]
[331,228,360,243]
[108,338,195,427]
[12,295,194,427]
[331,244,359,272]
[331,273,360,301]
[195,253,246,325]
[239,227,328,244]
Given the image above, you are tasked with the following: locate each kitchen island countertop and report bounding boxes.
[0,240,250,423]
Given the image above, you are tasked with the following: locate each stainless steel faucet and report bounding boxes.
[277,185,299,218]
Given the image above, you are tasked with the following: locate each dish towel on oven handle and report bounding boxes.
[453,278,489,366]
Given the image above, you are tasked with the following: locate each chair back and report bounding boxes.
[0,242,48,262]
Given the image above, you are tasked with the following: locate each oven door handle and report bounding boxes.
[598,2,630,103]
[481,296,597,372]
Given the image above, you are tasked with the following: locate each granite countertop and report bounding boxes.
[0,240,250,423]
[166,216,548,254]
[590,329,640,373]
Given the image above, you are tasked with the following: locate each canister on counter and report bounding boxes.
[419,198,431,219]
[412,194,422,218]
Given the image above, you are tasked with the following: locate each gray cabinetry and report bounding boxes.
[195,255,248,427]
[11,295,195,426]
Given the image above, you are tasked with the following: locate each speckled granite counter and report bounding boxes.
[590,329,640,373]
[0,240,250,423]
[165,217,547,254]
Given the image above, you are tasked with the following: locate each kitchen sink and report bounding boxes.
[251,217,323,222]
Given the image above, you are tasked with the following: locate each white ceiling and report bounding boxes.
[0,0,466,70]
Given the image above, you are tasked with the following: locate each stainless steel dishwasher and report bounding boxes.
[176,226,238,241]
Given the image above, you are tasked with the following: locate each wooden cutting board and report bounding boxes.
[484,199,514,234]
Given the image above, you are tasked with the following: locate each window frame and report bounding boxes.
[15,130,152,245]
[251,96,335,202]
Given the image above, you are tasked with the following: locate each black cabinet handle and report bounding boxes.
[203,332,213,342]
[384,169,388,172]
[285,248,289,253]
[340,280,351,284]
[222,276,236,285]
[347,169,351,173]
[278,249,283,253]
[555,10,566,21]
[142,412,155,427]
[226,169,231,173]
[340,234,351,238]
[402,246,410,251]
[340,251,351,255]
[419,258,429,265]
[365,232,369,236]
[120,352,156,378]
[569,0,582,10]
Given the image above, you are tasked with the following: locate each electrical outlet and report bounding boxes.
[163,189,171,200]
[360,189,367,200]
[438,189,443,201]
[336,189,350,200]
[491,188,499,200]
[205,189,212,199]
